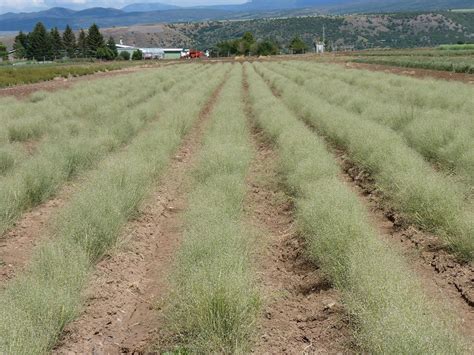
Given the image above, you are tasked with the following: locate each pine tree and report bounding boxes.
[289,36,308,54]
[28,22,52,61]
[13,31,28,59]
[86,23,105,57]
[106,36,118,58]
[50,27,63,59]
[0,42,7,61]
[62,25,76,58]
[77,29,87,58]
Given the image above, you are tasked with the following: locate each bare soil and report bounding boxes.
[0,184,75,286]
[334,150,474,345]
[344,61,474,84]
[53,77,226,354]
[243,74,355,354]
[0,65,153,99]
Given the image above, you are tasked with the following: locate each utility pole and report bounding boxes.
[323,24,326,44]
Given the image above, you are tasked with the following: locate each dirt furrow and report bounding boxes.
[243,75,354,354]
[333,149,474,342]
[0,183,76,285]
[53,76,227,354]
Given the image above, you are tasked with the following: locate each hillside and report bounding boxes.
[1,12,473,51]
[90,12,474,50]
[1,0,473,32]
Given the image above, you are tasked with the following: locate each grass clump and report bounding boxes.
[0,63,227,354]
[245,63,467,354]
[168,65,259,353]
[255,62,474,261]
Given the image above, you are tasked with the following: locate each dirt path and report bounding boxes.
[0,65,155,99]
[344,61,474,84]
[243,74,355,354]
[53,77,227,354]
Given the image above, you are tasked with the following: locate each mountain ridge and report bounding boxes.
[0,0,473,31]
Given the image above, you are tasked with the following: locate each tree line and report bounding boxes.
[213,32,310,57]
[11,22,138,61]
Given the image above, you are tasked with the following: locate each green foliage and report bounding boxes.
[13,32,27,59]
[62,25,76,58]
[118,51,131,60]
[439,43,474,50]
[0,42,7,61]
[77,29,88,58]
[353,55,474,73]
[289,36,307,54]
[132,49,143,60]
[106,36,118,58]
[0,62,137,88]
[27,22,52,61]
[86,23,105,56]
[215,31,279,56]
[96,46,115,61]
[50,27,63,59]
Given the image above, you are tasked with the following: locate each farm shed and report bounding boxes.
[163,48,183,60]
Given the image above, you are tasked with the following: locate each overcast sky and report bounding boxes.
[0,0,248,13]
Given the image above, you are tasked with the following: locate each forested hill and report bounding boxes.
[169,12,474,50]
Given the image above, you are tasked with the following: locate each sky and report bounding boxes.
[0,0,248,13]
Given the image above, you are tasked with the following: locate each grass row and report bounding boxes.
[255,62,474,261]
[0,64,189,147]
[0,64,205,236]
[285,61,474,116]
[352,56,474,74]
[166,64,259,353]
[275,61,474,184]
[0,61,140,88]
[439,44,474,50]
[245,62,467,354]
[0,63,228,354]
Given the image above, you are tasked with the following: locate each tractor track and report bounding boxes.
[53,74,228,354]
[243,71,355,354]
[257,68,474,347]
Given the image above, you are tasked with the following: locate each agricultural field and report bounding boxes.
[0,60,473,354]
[0,61,142,88]
[351,46,474,73]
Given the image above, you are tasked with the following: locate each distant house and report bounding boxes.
[116,41,184,60]
[315,42,325,54]
[162,48,183,60]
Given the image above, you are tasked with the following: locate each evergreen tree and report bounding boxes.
[132,49,143,60]
[0,42,7,61]
[77,29,87,58]
[86,23,105,56]
[62,25,76,58]
[239,32,255,55]
[28,22,52,61]
[13,31,28,59]
[106,36,118,58]
[289,36,308,54]
[50,27,63,59]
